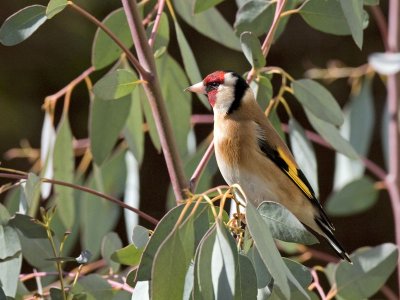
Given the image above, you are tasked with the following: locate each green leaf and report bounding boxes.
[335,243,398,299]
[246,202,290,298]
[132,281,150,300]
[140,86,161,152]
[91,8,133,70]
[333,78,374,190]
[111,244,143,266]
[156,54,191,157]
[284,258,312,299]
[173,0,241,51]
[174,20,209,108]
[292,79,343,126]
[53,115,75,228]
[194,225,217,299]
[289,119,319,197]
[250,74,273,110]
[364,0,379,4]
[101,232,122,272]
[195,0,225,13]
[22,172,41,216]
[46,0,67,19]
[305,108,358,159]
[248,245,273,299]
[151,230,188,299]
[0,5,47,46]
[93,69,142,100]
[300,0,353,36]
[326,176,379,216]
[0,204,11,226]
[339,0,364,48]
[258,201,319,245]
[234,0,274,37]
[40,111,56,199]
[240,31,266,68]
[235,254,258,300]
[72,274,113,300]
[132,225,150,249]
[123,90,144,164]
[0,225,21,259]
[136,204,189,281]
[90,95,131,165]
[80,150,125,259]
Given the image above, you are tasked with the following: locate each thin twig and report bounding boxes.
[190,140,214,192]
[67,1,147,76]
[369,5,389,50]
[310,269,327,300]
[148,0,166,48]
[121,0,188,201]
[0,172,159,225]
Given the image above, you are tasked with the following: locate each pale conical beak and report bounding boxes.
[185,81,206,94]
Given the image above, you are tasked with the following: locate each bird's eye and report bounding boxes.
[206,82,220,93]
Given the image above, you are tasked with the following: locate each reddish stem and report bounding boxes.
[148,0,166,48]
[190,141,214,192]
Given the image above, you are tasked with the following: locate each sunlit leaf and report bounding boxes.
[132,281,150,300]
[240,31,266,68]
[0,235,22,298]
[333,78,374,190]
[22,173,41,216]
[111,244,143,266]
[132,225,149,249]
[305,108,358,159]
[335,243,398,299]
[250,74,273,110]
[90,95,131,165]
[369,52,400,75]
[91,8,133,70]
[46,0,67,19]
[40,111,56,199]
[93,69,142,100]
[0,204,11,226]
[339,0,364,48]
[258,201,319,245]
[173,0,241,51]
[0,5,47,46]
[195,0,225,13]
[326,176,379,216]
[292,79,343,126]
[53,115,75,229]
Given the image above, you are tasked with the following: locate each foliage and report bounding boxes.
[0,0,399,299]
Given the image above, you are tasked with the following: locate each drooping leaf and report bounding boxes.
[289,118,319,197]
[123,151,140,243]
[72,274,114,300]
[53,115,75,229]
[250,73,273,110]
[0,225,21,260]
[174,20,209,108]
[0,204,11,226]
[258,201,319,245]
[0,5,47,46]
[131,281,150,300]
[240,31,266,68]
[93,69,142,100]
[369,52,400,75]
[248,245,273,299]
[235,254,258,300]
[326,176,379,216]
[101,232,123,272]
[284,258,312,299]
[80,150,126,259]
[299,0,367,36]
[40,111,56,199]
[123,89,144,164]
[132,225,150,249]
[335,243,398,299]
[0,231,22,298]
[111,244,144,266]
[91,8,133,70]
[333,78,374,190]
[155,54,191,157]
[305,108,358,159]
[292,79,343,126]
[46,0,67,19]
[246,202,290,298]
[22,172,41,216]
[9,213,48,239]
[90,95,131,165]
[339,0,364,48]
[173,0,241,51]
[234,0,274,37]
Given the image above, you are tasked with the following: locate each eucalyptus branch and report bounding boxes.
[66,1,147,76]
[121,0,188,201]
[148,0,166,48]
[369,5,389,51]
[190,138,214,192]
[0,172,159,225]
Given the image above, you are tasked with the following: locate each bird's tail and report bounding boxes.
[315,217,352,263]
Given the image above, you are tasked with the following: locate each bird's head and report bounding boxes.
[186,71,250,114]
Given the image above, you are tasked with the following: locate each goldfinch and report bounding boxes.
[187,70,351,262]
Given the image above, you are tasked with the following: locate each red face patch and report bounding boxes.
[203,71,225,107]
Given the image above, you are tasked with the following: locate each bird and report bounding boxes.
[186,70,351,262]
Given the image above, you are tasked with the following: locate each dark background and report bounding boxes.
[0,0,395,295]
